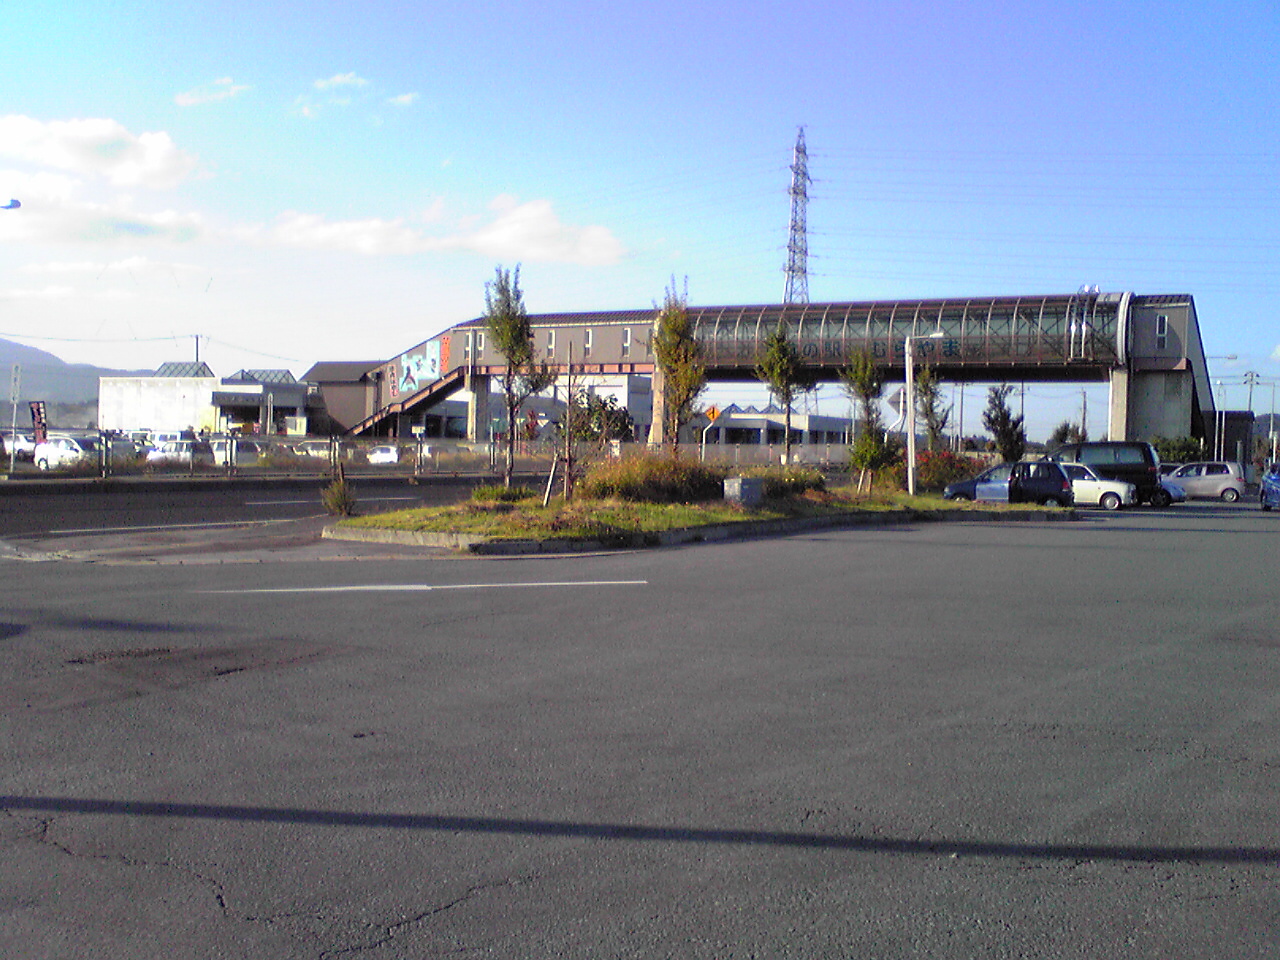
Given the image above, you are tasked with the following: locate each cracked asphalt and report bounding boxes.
[3,501,1279,957]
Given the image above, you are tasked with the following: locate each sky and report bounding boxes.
[2,0,1279,441]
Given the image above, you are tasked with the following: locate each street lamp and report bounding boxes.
[905,330,944,496]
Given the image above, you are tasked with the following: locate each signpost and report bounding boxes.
[701,406,721,462]
[7,364,18,478]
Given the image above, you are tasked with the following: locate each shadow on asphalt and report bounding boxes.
[3,795,1274,867]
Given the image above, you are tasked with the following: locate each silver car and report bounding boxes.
[1059,461,1138,511]
[1165,461,1247,502]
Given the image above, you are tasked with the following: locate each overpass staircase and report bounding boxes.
[348,366,467,436]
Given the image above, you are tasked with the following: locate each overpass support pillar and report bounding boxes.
[1108,368,1132,441]
[1109,367,1197,442]
[647,364,668,445]
[466,372,491,442]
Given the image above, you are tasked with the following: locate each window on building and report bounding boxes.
[1155,314,1168,350]
[584,329,593,358]
[476,332,485,355]
[621,328,631,358]
[546,330,556,358]
[463,332,473,361]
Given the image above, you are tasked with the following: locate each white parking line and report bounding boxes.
[203,580,649,594]
[244,497,422,506]
[49,519,298,535]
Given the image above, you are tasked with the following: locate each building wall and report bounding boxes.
[312,381,374,432]
[98,377,219,433]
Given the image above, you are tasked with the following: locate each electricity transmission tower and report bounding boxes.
[783,127,811,304]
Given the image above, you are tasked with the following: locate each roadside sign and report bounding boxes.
[8,364,18,404]
[706,406,720,422]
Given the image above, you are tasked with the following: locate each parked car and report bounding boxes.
[294,439,334,459]
[1059,461,1137,510]
[1165,461,1247,502]
[34,434,100,470]
[210,438,262,467]
[1047,441,1167,507]
[1261,464,1280,511]
[146,439,215,466]
[943,462,1013,502]
[2,431,37,461]
[944,460,1073,507]
[367,444,401,465]
[1161,476,1189,504]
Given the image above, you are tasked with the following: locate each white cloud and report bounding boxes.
[255,211,424,255]
[460,197,625,266]
[240,199,624,266]
[175,77,251,107]
[0,115,197,189]
[314,72,369,91]
[19,255,203,279]
[387,93,419,107]
[0,174,203,246]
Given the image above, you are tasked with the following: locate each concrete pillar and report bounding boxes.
[1108,368,1131,441]
[467,373,490,442]
[647,363,668,445]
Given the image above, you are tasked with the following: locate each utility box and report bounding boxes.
[723,476,765,506]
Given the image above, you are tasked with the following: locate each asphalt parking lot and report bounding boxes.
[2,499,1279,958]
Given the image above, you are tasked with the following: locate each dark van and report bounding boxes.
[1047,441,1167,507]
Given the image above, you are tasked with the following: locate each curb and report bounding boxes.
[323,506,1078,555]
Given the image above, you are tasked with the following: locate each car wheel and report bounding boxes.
[1041,496,1064,507]
[1221,488,1241,503]
[1099,492,1122,511]
[36,458,49,471]
[1149,489,1172,508]
[950,493,972,501]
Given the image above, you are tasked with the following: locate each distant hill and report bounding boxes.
[0,337,151,405]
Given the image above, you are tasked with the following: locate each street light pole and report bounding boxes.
[905,331,943,497]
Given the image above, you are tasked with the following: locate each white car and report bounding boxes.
[34,434,100,471]
[1060,461,1137,511]
[2,431,37,461]
[146,439,215,466]
[367,444,400,465]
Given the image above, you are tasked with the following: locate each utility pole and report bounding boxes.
[783,127,811,304]
[1081,388,1088,440]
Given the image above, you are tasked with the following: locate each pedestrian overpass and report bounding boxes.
[351,291,1216,444]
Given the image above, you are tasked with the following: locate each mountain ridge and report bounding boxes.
[0,338,153,404]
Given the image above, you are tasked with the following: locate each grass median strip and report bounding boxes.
[333,488,1065,547]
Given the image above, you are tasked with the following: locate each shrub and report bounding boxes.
[579,451,727,503]
[888,449,985,492]
[321,476,357,516]
[471,484,538,503]
[738,464,826,498]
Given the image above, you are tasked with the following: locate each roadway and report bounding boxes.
[1,496,1278,957]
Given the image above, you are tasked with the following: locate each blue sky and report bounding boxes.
[2,0,1279,439]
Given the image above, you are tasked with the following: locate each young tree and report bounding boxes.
[484,265,555,487]
[839,349,896,490]
[914,364,951,452]
[839,348,885,436]
[1048,420,1087,447]
[982,383,1026,463]
[651,278,706,448]
[754,319,811,464]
